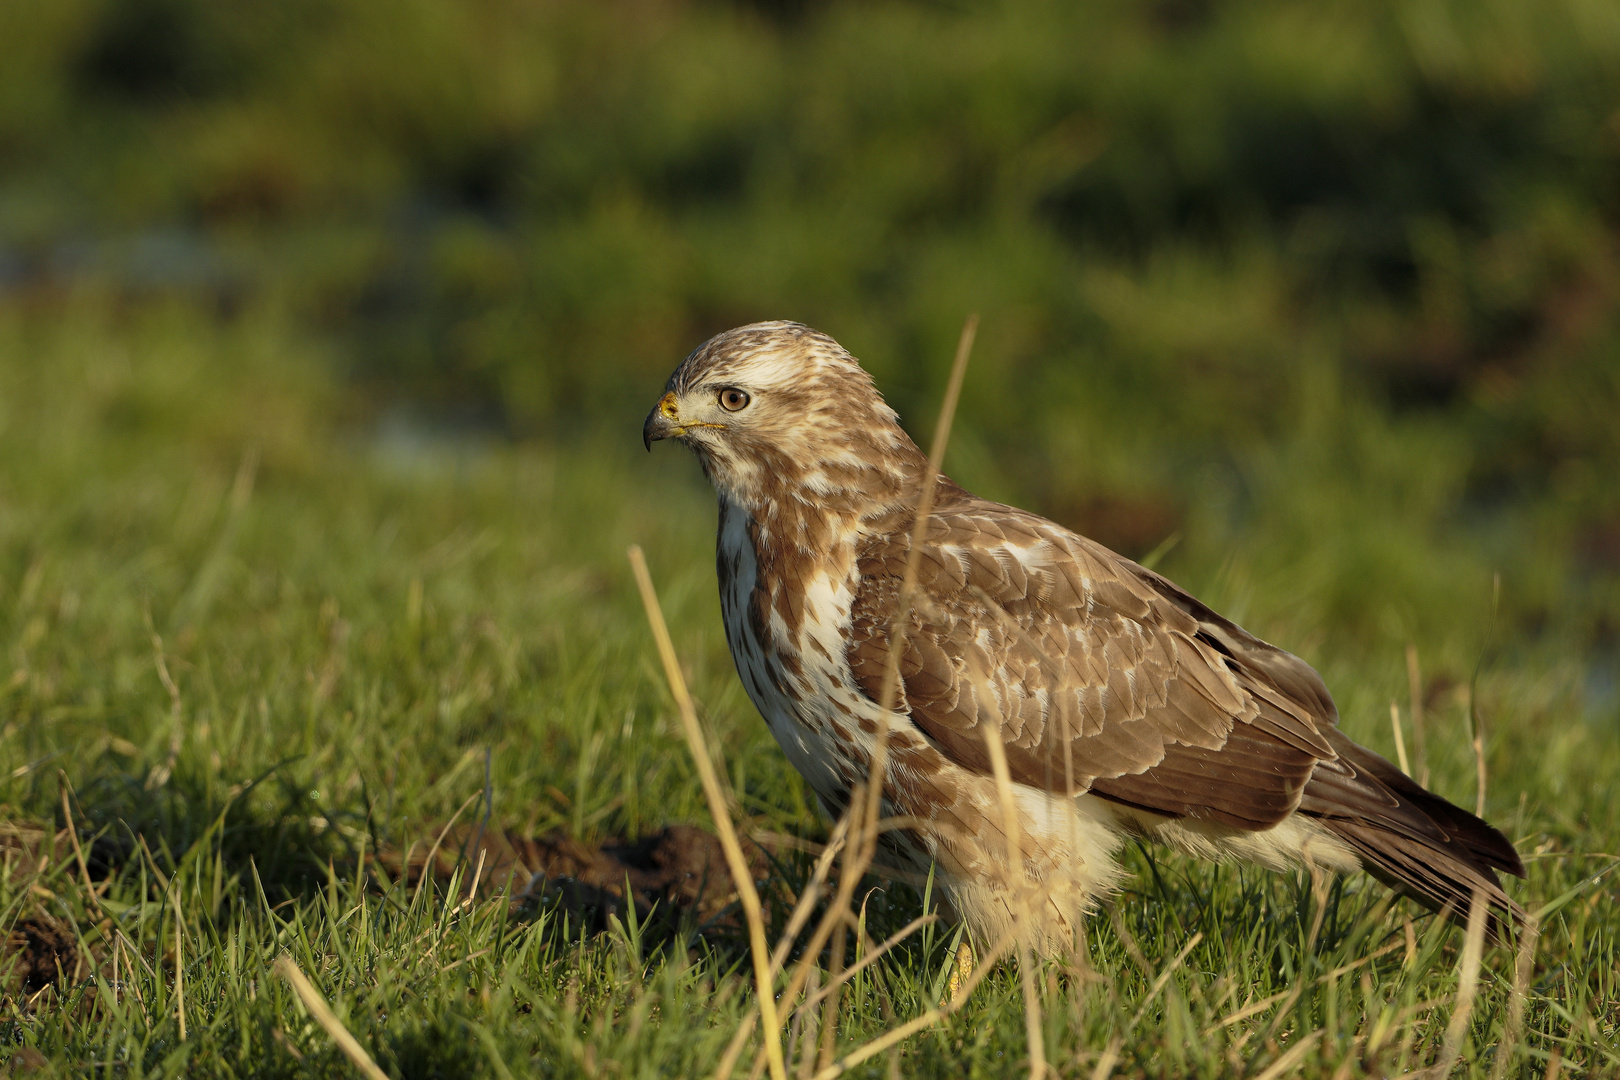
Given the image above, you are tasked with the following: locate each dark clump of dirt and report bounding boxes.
[373,822,771,935]
[521,825,766,928]
[1,1047,51,1073]
[4,915,79,992]
[0,819,87,994]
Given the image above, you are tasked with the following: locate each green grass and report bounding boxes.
[1,296,1617,1078]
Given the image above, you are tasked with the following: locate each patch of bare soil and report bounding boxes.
[1,817,91,994]
[0,805,777,983]
[0,1047,51,1073]
[4,915,79,992]
[372,822,773,934]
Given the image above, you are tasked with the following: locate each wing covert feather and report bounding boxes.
[846,486,1338,830]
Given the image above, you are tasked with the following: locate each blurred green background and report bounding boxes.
[4,5,1619,1070]
[2,0,1618,734]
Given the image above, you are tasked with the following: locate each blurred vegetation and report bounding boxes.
[2,0,1618,686]
[2,2,1619,1072]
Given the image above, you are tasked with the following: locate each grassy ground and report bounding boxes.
[1,296,1617,1078]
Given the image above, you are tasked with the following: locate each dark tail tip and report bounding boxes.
[1306,730,1526,941]
[1321,816,1526,942]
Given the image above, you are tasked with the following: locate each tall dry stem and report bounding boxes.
[765,314,977,1075]
[1488,917,1540,1080]
[1390,702,1411,776]
[174,888,186,1041]
[1436,890,1489,1075]
[866,314,979,839]
[273,956,391,1080]
[807,922,1020,1080]
[1406,644,1430,788]
[980,715,1046,1078]
[58,777,102,919]
[629,545,788,1080]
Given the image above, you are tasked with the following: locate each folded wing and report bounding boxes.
[847,484,1333,830]
[846,482,1523,923]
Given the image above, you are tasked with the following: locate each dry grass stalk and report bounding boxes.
[1487,916,1540,1080]
[1470,704,1488,820]
[815,920,846,1073]
[751,315,977,1076]
[713,1008,758,1080]
[458,845,488,911]
[848,318,980,1050]
[979,719,1047,1078]
[1088,1036,1121,1080]
[628,544,789,1080]
[871,313,978,720]
[174,889,187,1040]
[1127,931,1203,1030]
[789,913,937,1020]
[715,821,852,1080]
[1406,644,1429,786]
[1252,1030,1323,1080]
[748,899,900,1080]
[793,965,821,1080]
[866,313,979,837]
[116,929,152,1026]
[736,808,868,1079]
[1254,980,1307,1051]
[58,778,103,919]
[751,829,926,886]
[809,922,1021,1080]
[769,818,851,977]
[780,810,865,1000]
[273,955,391,1080]
[1436,890,1489,1075]
[752,813,879,1079]
[1390,702,1411,776]
[740,859,872,1080]
[412,789,483,905]
[1207,940,1402,1032]
[1306,868,1332,951]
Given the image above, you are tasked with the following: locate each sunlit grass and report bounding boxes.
[1,298,1616,1076]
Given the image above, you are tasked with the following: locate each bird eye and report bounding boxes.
[719,388,751,412]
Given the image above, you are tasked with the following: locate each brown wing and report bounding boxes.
[846,484,1340,831]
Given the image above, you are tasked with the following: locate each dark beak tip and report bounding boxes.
[642,406,662,452]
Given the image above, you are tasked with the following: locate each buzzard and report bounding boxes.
[643,321,1523,953]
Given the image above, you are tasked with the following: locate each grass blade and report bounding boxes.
[273,955,390,1080]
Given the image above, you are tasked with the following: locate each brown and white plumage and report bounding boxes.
[644,321,1524,952]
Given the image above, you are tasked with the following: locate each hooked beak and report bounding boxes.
[643,391,681,451]
[643,390,725,450]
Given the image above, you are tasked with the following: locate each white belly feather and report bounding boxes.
[717,498,862,808]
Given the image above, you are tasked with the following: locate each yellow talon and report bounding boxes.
[944,939,975,1006]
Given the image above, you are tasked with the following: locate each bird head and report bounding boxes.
[644,321,923,513]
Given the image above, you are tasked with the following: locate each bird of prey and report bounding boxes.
[643,321,1524,953]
